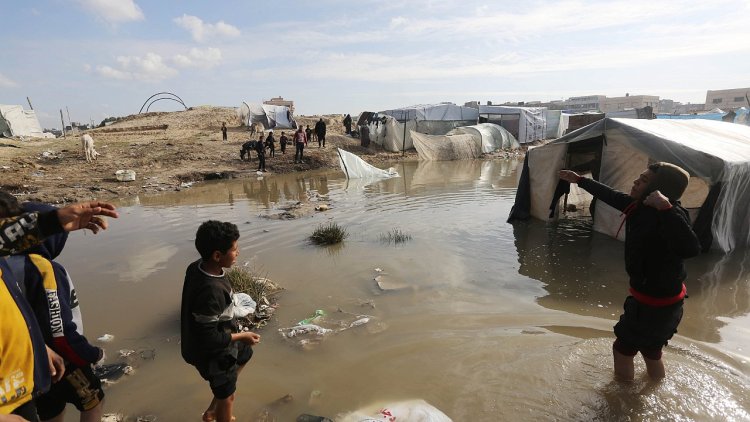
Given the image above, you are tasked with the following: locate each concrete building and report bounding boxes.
[674,102,706,114]
[658,99,675,114]
[600,94,659,113]
[705,88,750,110]
[564,95,606,112]
[263,96,294,113]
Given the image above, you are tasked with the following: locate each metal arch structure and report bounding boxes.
[138,92,188,114]
[145,97,187,113]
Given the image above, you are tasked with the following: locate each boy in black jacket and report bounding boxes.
[559,162,701,380]
[181,221,260,422]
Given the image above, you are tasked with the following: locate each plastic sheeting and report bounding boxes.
[337,148,398,179]
[237,102,295,129]
[449,123,519,152]
[412,131,481,161]
[338,399,452,422]
[478,105,547,143]
[545,110,564,139]
[510,118,750,251]
[381,103,479,122]
[0,105,54,138]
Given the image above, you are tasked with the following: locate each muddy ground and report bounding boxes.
[0,106,417,204]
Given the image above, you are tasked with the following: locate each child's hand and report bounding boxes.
[244,332,261,345]
[643,190,671,210]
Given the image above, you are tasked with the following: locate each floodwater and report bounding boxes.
[57,159,749,421]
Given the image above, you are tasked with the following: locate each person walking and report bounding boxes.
[294,127,307,164]
[265,131,275,158]
[315,118,326,148]
[255,133,266,172]
[221,122,227,141]
[279,132,288,155]
[343,114,352,135]
[305,125,313,147]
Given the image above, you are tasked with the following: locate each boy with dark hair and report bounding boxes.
[1,200,106,422]
[559,162,701,380]
[181,221,260,422]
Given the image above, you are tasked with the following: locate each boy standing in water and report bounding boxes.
[181,221,260,422]
[559,162,701,380]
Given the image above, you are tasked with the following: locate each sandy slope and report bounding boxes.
[0,106,415,203]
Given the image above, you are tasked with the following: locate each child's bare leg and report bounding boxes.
[214,394,235,422]
[613,348,635,381]
[203,398,217,422]
[80,401,104,422]
[643,356,665,379]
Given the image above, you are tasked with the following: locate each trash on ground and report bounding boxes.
[233,292,257,318]
[279,307,384,349]
[298,309,326,325]
[93,363,133,384]
[97,333,115,342]
[375,274,411,292]
[337,399,452,422]
[102,413,124,422]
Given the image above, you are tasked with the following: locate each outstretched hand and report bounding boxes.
[56,201,119,233]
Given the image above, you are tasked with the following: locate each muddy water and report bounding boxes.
[58,160,749,421]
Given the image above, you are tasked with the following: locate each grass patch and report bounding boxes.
[310,222,348,245]
[380,228,412,244]
[226,266,281,304]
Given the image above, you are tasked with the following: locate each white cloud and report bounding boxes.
[77,0,144,24]
[0,72,18,88]
[96,53,178,81]
[173,48,222,69]
[173,15,240,42]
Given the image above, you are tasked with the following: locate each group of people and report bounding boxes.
[237,118,328,171]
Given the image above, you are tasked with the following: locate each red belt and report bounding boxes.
[629,283,686,307]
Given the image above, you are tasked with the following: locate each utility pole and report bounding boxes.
[60,109,66,138]
[26,97,34,110]
[66,107,72,129]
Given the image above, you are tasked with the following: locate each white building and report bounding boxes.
[705,88,750,110]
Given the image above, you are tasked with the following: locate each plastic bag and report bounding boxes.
[233,293,257,318]
[338,399,452,422]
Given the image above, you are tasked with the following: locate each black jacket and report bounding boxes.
[579,178,701,298]
[180,260,236,366]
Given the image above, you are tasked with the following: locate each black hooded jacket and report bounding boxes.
[579,178,701,298]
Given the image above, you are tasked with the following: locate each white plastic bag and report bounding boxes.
[233,293,257,318]
[338,399,452,422]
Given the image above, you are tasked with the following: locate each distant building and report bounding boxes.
[263,96,294,113]
[658,99,675,114]
[564,95,606,112]
[705,87,750,110]
[673,102,706,114]
[600,94,659,113]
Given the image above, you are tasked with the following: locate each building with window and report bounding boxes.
[705,88,750,110]
[600,94,659,113]
[564,95,606,111]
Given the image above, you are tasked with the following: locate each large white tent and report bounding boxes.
[366,103,479,152]
[509,118,750,252]
[0,105,54,138]
[478,105,547,144]
[238,102,295,130]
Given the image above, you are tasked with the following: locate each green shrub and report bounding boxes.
[380,228,412,244]
[310,222,348,245]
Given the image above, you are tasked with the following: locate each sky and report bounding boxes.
[1,0,749,129]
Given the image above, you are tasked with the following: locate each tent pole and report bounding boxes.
[27,97,34,110]
[60,109,66,138]
[402,117,407,157]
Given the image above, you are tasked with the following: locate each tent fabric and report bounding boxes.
[381,103,479,122]
[448,123,519,152]
[238,102,295,129]
[337,148,398,179]
[411,131,481,161]
[478,105,547,143]
[0,105,53,138]
[544,110,564,139]
[509,118,750,252]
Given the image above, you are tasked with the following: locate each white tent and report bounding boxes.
[449,123,519,152]
[367,104,479,152]
[478,105,547,144]
[509,118,750,252]
[411,131,481,161]
[0,105,54,138]
[238,102,295,129]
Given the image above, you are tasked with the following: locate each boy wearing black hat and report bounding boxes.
[559,162,701,380]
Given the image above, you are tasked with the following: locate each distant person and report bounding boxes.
[1,200,106,422]
[343,114,352,135]
[305,125,313,147]
[315,118,327,148]
[559,162,701,381]
[180,221,261,422]
[221,122,227,141]
[0,199,118,420]
[294,127,307,164]
[265,131,276,158]
[279,132,288,155]
[255,133,266,172]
